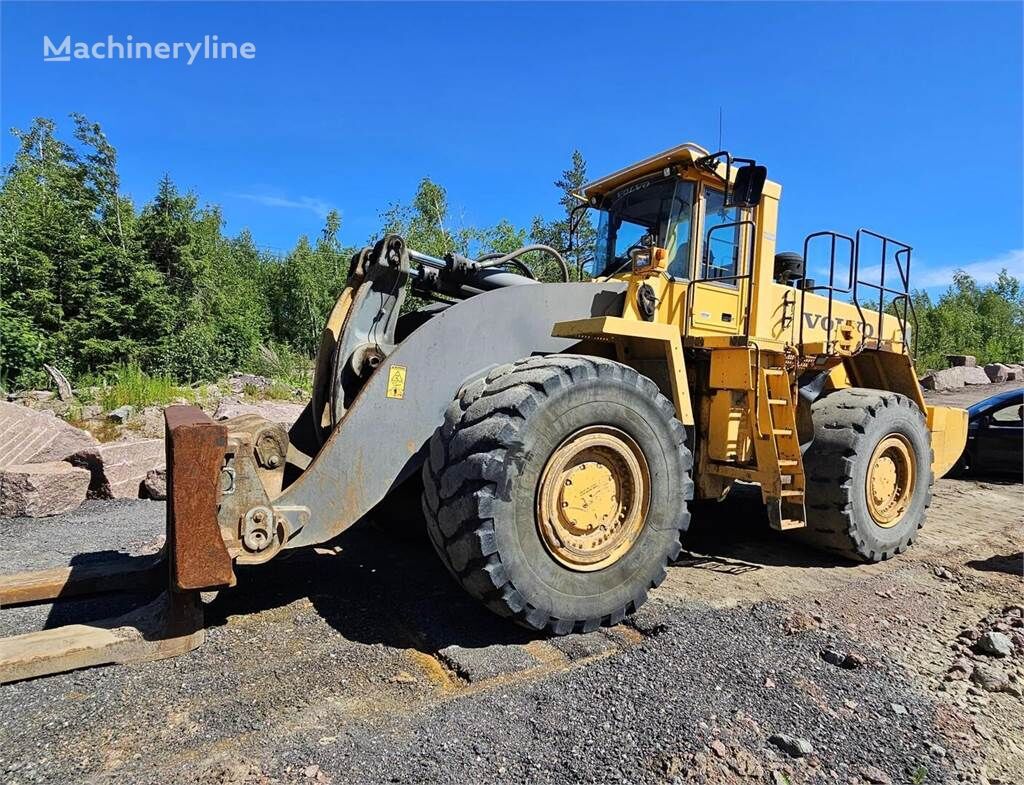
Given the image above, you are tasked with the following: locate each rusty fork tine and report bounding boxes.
[0,406,235,684]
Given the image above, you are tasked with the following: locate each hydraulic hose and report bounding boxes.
[474,244,570,282]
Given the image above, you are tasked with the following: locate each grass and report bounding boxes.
[91,363,194,412]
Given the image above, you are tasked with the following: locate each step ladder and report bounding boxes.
[753,367,807,531]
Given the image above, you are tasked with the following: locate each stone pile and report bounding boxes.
[0,401,165,517]
[920,356,1024,391]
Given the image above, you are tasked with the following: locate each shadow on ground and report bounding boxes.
[966,551,1023,576]
[194,486,857,655]
[28,485,860,654]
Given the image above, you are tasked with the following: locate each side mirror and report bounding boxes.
[730,163,768,208]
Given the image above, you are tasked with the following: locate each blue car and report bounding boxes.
[954,388,1023,478]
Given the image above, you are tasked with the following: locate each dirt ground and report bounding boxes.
[0,383,1020,785]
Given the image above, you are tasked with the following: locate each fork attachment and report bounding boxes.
[0,406,233,684]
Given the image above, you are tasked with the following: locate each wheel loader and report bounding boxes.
[0,142,969,682]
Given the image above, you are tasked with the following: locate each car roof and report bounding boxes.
[968,387,1024,417]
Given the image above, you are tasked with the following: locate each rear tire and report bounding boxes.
[796,388,933,562]
[422,355,693,634]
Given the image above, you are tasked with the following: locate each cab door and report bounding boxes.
[687,185,751,337]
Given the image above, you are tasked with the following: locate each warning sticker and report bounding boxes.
[386,365,407,399]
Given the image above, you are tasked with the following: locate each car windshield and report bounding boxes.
[969,391,1024,418]
[591,177,695,278]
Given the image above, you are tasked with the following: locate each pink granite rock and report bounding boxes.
[0,402,97,465]
[69,439,165,499]
[0,461,91,517]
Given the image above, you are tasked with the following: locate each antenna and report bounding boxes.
[718,106,723,150]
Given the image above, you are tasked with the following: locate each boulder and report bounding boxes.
[0,461,91,517]
[946,355,977,368]
[919,367,963,391]
[984,363,1011,382]
[961,366,991,386]
[975,630,1013,657]
[69,439,165,499]
[0,401,98,465]
[213,400,304,427]
[1006,364,1024,381]
[142,468,167,500]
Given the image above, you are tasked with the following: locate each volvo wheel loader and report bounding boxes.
[0,142,969,682]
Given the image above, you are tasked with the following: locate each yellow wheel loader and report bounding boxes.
[0,142,969,681]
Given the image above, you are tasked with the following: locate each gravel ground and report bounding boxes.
[0,383,1019,785]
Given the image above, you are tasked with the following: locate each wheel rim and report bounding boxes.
[865,433,915,528]
[536,426,650,572]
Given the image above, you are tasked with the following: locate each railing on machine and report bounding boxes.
[798,228,918,356]
[852,228,918,356]
[798,231,857,352]
[683,219,757,342]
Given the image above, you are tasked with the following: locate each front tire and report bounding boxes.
[797,388,933,561]
[422,355,693,634]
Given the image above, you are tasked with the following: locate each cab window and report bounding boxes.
[700,187,741,284]
[664,180,695,279]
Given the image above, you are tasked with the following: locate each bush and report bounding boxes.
[93,363,193,411]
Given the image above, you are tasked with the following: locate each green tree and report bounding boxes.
[530,149,595,280]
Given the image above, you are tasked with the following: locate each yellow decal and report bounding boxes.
[386,365,407,399]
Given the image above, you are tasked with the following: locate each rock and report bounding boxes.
[971,664,1010,692]
[932,565,954,580]
[0,401,98,465]
[142,468,167,500]
[0,461,91,517]
[228,373,272,394]
[69,439,165,499]
[821,648,845,666]
[107,405,135,423]
[962,366,992,385]
[784,610,821,634]
[975,631,1013,657]
[946,355,977,368]
[859,764,893,785]
[890,703,907,715]
[213,400,305,427]
[919,367,963,391]
[820,648,864,669]
[709,739,728,758]
[767,733,813,758]
[984,363,1011,383]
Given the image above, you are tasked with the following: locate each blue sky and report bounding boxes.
[2,1,1022,292]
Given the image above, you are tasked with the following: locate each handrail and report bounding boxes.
[683,219,757,342]
[798,231,858,352]
[853,228,915,356]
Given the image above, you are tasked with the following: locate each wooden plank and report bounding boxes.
[0,591,204,684]
[0,554,162,607]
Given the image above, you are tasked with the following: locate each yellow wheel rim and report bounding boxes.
[865,434,915,528]
[536,426,650,572]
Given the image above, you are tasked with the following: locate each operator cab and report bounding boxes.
[580,143,766,285]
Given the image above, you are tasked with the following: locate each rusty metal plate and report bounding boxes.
[165,406,233,591]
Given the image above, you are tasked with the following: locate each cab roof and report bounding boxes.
[580,141,781,202]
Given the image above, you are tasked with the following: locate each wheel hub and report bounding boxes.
[866,434,915,528]
[537,426,650,571]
